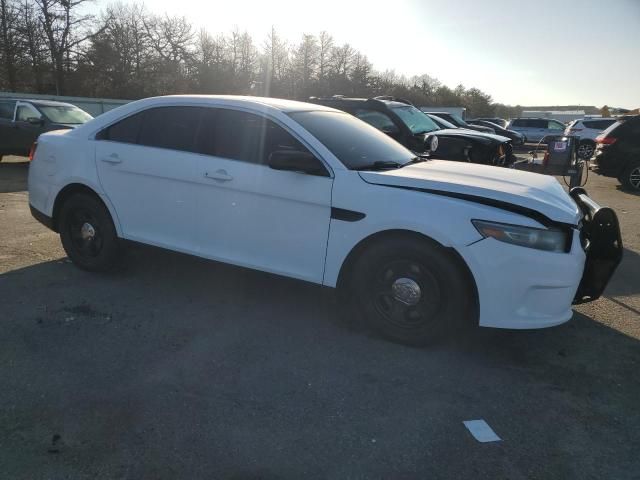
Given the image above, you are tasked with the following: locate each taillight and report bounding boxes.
[28,142,38,161]
[596,136,617,145]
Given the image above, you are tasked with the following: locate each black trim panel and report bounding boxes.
[331,207,366,222]
[30,205,55,231]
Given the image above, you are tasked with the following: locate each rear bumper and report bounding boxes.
[570,188,623,303]
[592,148,622,176]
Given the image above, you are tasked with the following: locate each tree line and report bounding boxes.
[0,0,519,117]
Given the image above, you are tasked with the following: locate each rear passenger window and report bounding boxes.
[138,106,203,153]
[530,119,547,128]
[0,100,15,120]
[98,111,144,144]
[197,109,311,164]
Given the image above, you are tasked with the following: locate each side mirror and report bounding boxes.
[268,150,328,176]
[27,117,44,126]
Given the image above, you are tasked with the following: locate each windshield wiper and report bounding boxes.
[354,161,404,171]
[401,156,428,167]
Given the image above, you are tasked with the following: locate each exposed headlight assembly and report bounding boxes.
[472,220,568,252]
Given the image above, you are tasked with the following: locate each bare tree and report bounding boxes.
[317,31,333,94]
[0,0,20,90]
[34,0,101,94]
[291,33,317,99]
[18,0,48,92]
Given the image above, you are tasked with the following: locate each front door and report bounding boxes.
[14,102,45,154]
[95,106,203,254]
[194,108,333,283]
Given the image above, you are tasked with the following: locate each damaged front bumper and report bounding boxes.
[570,187,623,304]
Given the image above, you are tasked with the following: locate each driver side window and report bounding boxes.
[354,109,399,134]
[197,108,322,168]
[16,104,42,122]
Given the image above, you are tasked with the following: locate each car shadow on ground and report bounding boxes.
[1,244,639,478]
[615,185,640,197]
[0,159,29,193]
[602,247,640,298]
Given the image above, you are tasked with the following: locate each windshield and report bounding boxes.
[289,110,415,169]
[448,113,469,127]
[391,105,440,134]
[431,115,458,129]
[38,105,93,124]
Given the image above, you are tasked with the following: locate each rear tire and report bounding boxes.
[348,235,475,346]
[620,161,640,191]
[59,193,122,271]
[577,140,595,160]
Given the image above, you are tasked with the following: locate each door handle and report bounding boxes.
[101,153,122,164]
[204,169,233,182]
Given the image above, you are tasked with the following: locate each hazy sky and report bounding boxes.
[96,0,640,107]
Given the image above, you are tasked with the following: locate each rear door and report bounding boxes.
[95,106,204,253]
[194,107,333,283]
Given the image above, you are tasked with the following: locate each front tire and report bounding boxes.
[620,161,640,191]
[59,193,122,271]
[349,236,475,346]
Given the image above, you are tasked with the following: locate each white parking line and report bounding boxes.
[463,419,501,443]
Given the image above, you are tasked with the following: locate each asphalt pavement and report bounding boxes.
[1,156,638,479]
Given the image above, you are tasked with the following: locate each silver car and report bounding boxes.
[507,118,566,143]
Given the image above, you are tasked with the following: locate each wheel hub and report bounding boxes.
[391,277,422,306]
[80,222,96,241]
[630,167,640,189]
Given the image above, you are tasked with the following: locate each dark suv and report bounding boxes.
[308,96,514,166]
[592,115,640,190]
[0,99,93,160]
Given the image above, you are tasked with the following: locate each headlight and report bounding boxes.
[472,220,568,252]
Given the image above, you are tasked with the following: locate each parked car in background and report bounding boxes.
[506,118,566,143]
[422,111,496,134]
[0,99,93,160]
[309,96,514,166]
[564,118,618,159]
[28,95,621,346]
[467,120,525,145]
[592,115,640,190]
[470,117,508,129]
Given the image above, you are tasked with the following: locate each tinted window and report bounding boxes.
[511,119,526,127]
[585,119,616,130]
[0,100,15,120]
[529,119,547,128]
[138,106,202,153]
[354,109,399,133]
[198,109,313,165]
[289,110,415,169]
[99,111,144,144]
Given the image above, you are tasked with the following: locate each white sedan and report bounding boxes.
[27,96,622,345]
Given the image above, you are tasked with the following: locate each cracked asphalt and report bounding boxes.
[1,156,638,479]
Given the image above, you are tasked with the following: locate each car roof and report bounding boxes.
[149,95,338,113]
[5,98,78,107]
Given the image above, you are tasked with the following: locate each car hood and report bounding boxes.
[429,128,511,144]
[359,160,581,225]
